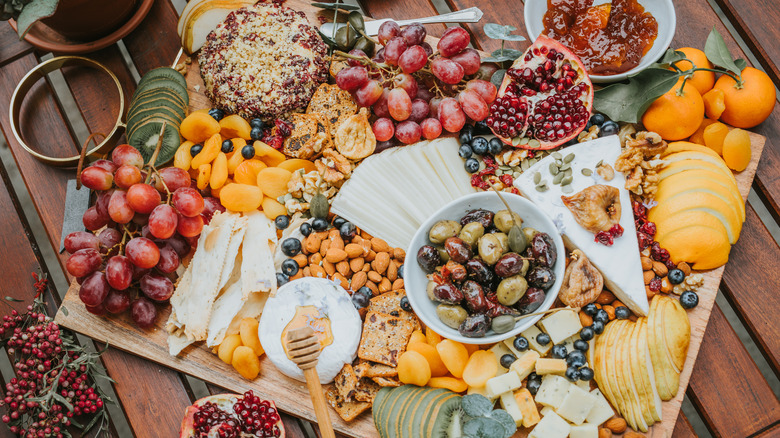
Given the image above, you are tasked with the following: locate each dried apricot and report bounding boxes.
[703,122,729,155]
[180,111,221,143]
[254,141,286,167]
[464,344,480,356]
[703,88,726,120]
[234,159,267,185]
[462,350,499,388]
[174,141,194,170]
[278,159,316,173]
[197,163,211,190]
[406,342,448,377]
[261,198,287,220]
[688,118,717,145]
[428,376,468,393]
[257,167,293,199]
[220,184,263,212]
[397,350,431,386]
[191,133,222,168]
[219,114,252,140]
[211,178,232,199]
[210,152,228,190]
[231,346,261,380]
[408,330,426,345]
[425,328,442,347]
[722,128,752,171]
[227,151,244,175]
[435,339,469,379]
[239,318,264,356]
[217,334,242,364]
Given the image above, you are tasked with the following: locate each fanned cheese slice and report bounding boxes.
[514,136,649,316]
[241,211,277,298]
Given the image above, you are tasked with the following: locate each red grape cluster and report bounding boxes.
[68,145,224,328]
[334,21,497,147]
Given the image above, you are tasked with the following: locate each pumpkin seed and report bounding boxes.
[528,158,538,166]
[512,137,522,146]
[596,159,604,168]
[581,168,593,176]
[552,152,562,160]
[519,137,529,145]
[564,153,575,163]
[561,175,573,185]
[513,171,521,178]
[549,163,559,175]
[521,160,529,170]
[565,168,572,177]
[553,172,564,185]
[555,159,563,167]
[496,169,504,176]
[562,184,574,194]
[560,162,571,171]
[528,139,540,149]
[536,184,549,192]
[533,172,541,184]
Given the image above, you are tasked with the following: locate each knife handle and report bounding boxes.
[395,7,483,27]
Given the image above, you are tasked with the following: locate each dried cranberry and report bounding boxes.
[274,119,293,137]
[639,222,656,236]
[665,259,677,271]
[609,223,624,238]
[499,174,514,187]
[648,277,662,292]
[632,200,648,220]
[650,242,670,262]
[636,232,653,250]
[595,231,613,246]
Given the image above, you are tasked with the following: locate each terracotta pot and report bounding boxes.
[41,0,137,41]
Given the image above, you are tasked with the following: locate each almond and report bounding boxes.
[579,311,593,327]
[596,290,616,304]
[293,254,308,267]
[362,263,371,272]
[365,281,378,295]
[319,238,331,257]
[677,261,691,276]
[660,276,673,293]
[328,228,340,240]
[290,270,304,280]
[351,271,367,291]
[652,261,668,277]
[387,262,398,282]
[349,257,364,272]
[640,256,653,271]
[329,235,345,251]
[325,248,348,263]
[336,260,350,277]
[604,418,627,434]
[367,271,382,283]
[360,230,371,240]
[332,273,349,290]
[379,278,392,292]
[309,264,326,278]
[624,431,644,438]
[392,279,404,290]
[370,237,390,253]
[345,243,363,258]
[393,247,406,260]
[365,250,376,262]
[304,233,323,254]
[359,240,371,257]
[603,304,616,320]
[645,285,656,299]
[302,266,311,277]
[598,428,612,438]
[308,253,323,265]
[611,299,625,309]
[643,270,655,285]
[372,252,391,274]
[323,261,336,276]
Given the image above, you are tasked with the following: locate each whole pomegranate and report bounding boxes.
[180,391,285,438]
[488,35,593,149]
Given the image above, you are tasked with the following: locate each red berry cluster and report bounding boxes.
[68,145,225,328]
[192,391,281,438]
[594,223,624,246]
[632,201,674,273]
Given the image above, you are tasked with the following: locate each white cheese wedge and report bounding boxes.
[557,384,597,425]
[514,136,649,316]
[570,423,599,438]
[586,389,615,426]
[575,379,591,392]
[535,374,571,409]
[521,325,552,356]
[510,350,541,381]
[499,391,525,426]
[528,410,571,438]
[538,309,582,344]
[485,371,523,399]
[489,342,513,376]
[540,406,555,417]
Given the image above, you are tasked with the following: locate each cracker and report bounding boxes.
[368,290,421,331]
[334,363,359,401]
[306,83,357,129]
[356,360,398,378]
[371,376,402,387]
[358,311,415,367]
[325,385,370,422]
[353,378,381,403]
[282,112,332,160]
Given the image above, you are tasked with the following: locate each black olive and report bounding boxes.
[516,288,546,315]
[530,233,557,267]
[460,209,494,229]
[458,313,491,338]
[527,266,555,290]
[281,238,301,257]
[465,259,493,286]
[416,245,442,273]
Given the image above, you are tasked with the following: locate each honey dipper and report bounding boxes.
[286,327,336,438]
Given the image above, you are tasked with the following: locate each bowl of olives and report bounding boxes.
[404,191,565,344]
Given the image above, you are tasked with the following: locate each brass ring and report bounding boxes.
[9,56,126,168]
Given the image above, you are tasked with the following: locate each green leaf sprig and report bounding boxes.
[481,23,527,64]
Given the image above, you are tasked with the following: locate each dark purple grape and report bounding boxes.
[433,282,464,304]
[82,206,109,231]
[401,22,427,45]
[66,248,102,278]
[139,273,174,302]
[156,245,180,274]
[460,209,494,228]
[79,271,110,307]
[462,280,489,313]
[377,20,400,45]
[85,303,106,316]
[458,313,490,338]
[527,266,555,290]
[95,191,112,219]
[97,228,121,254]
[165,234,191,257]
[131,298,157,328]
[530,233,557,267]
[516,287,546,314]
[416,245,442,273]
[465,259,493,285]
[64,231,99,254]
[105,255,133,290]
[494,253,526,278]
[104,289,131,314]
[132,264,150,282]
[444,237,472,264]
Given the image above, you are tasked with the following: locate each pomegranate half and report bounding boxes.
[487,35,593,150]
[180,391,285,438]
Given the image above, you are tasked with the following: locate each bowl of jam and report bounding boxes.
[524,0,675,83]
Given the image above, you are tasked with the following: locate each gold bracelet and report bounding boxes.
[9,56,126,168]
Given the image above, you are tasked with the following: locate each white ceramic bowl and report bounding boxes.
[523,0,676,83]
[404,192,565,344]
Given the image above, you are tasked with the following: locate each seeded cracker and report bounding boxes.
[282,112,332,160]
[353,378,381,403]
[371,376,402,387]
[306,83,357,130]
[325,385,370,422]
[334,363,359,401]
[357,311,414,367]
[354,360,398,379]
[368,290,421,331]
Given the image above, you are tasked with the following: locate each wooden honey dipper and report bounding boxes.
[286,327,336,438]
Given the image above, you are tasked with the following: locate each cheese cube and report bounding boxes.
[586,389,615,426]
[509,350,540,381]
[535,375,570,409]
[499,391,524,426]
[485,371,522,399]
[521,325,551,355]
[503,337,523,357]
[467,385,492,399]
[514,388,541,428]
[570,423,598,438]
[538,310,582,344]
[528,410,571,438]
[540,406,555,417]
[575,379,591,392]
[489,342,512,376]
[535,358,567,375]
[556,384,597,425]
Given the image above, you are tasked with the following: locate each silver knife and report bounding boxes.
[321,7,483,37]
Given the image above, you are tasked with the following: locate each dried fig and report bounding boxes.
[561,184,621,234]
[559,249,604,307]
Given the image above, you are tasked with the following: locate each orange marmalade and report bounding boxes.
[542,0,658,75]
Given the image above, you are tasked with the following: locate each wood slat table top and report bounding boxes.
[0,0,779,437]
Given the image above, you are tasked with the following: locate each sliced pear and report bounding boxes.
[662,298,691,373]
[639,318,663,422]
[627,320,653,426]
[593,324,618,421]
[648,297,674,400]
[599,321,630,429]
[619,321,649,431]
[656,175,744,222]
[657,160,738,188]
[662,141,724,159]
[630,318,659,426]
[649,191,742,242]
[608,321,636,430]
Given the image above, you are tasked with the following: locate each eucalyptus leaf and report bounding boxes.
[491,69,507,88]
[5,296,24,302]
[704,27,741,76]
[593,68,680,123]
[312,2,360,11]
[15,0,59,38]
[61,306,68,316]
[463,417,507,438]
[484,23,526,42]
[461,394,494,417]
[52,393,74,412]
[487,409,517,438]
[483,48,523,63]
[734,58,748,72]
[656,49,686,67]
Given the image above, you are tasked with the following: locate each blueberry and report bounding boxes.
[333,216,347,229]
[281,238,302,257]
[579,367,594,381]
[281,259,299,276]
[565,366,580,382]
[615,306,631,320]
[459,125,474,144]
[579,326,595,341]
[250,118,265,129]
[573,339,589,352]
[352,290,370,309]
[400,296,412,312]
[526,378,541,395]
[276,272,289,287]
[312,217,329,231]
[358,286,372,297]
[536,332,551,346]
[464,158,480,173]
[591,320,605,334]
[458,144,473,159]
[274,215,290,229]
[190,144,203,157]
[250,126,263,141]
[488,137,503,155]
[551,344,567,359]
[527,372,539,382]
[241,145,255,159]
[397,264,404,279]
[339,222,357,240]
[680,291,699,309]
[299,222,312,237]
[593,309,609,324]
[500,353,517,369]
[474,120,490,134]
[566,350,586,368]
[221,139,234,153]
[668,268,685,284]
[589,113,605,126]
[600,121,619,137]
[513,336,529,352]
[208,108,224,121]
[583,303,598,316]
[471,137,489,155]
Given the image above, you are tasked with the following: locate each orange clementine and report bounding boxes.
[642,78,705,141]
[671,47,715,95]
[713,67,776,128]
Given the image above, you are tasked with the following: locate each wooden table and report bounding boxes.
[0,0,779,436]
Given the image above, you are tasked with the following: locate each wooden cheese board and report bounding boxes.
[54,1,768,436]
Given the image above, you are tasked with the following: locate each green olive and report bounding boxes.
[436,304,469,329]
[347,11,366,32]
[429,220,462,244]
[519,259,530,277]
[427,280,437,301]
[508,225,528,253]
[522,227,540,244]
[335,25,358,50]
[458,222,484,248]
[478,234,503,265]
[494,210,524,233]
[496,275,528,306]
[491,315,516,334]
[494,232,509,254]
[438,248,450,263]
[353,36,375,57]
